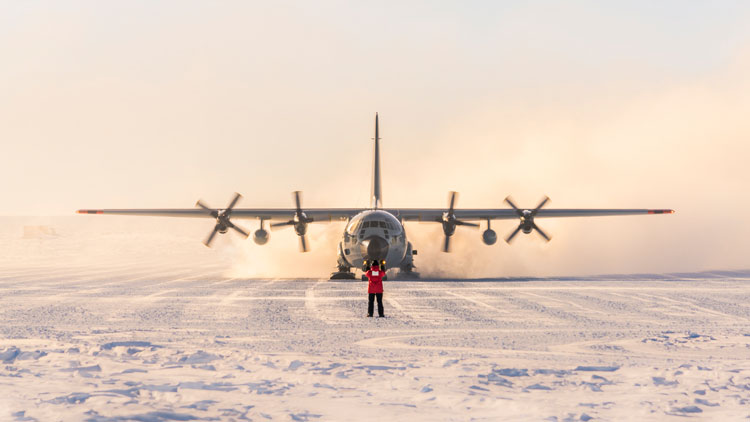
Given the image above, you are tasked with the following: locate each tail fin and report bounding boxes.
[371,113,382,209]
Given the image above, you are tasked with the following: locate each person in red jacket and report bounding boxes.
[366,260,385,318]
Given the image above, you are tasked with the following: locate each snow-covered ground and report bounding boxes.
[1,218,749,421]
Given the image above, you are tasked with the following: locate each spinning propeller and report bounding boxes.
[437,191,479,252]
[504,196,551,243]
[270,191,313,252]
[196,192,249,247]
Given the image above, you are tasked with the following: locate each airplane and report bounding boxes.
[78,113,674,280]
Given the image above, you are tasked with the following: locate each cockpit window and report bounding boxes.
[351,217,403,234]
[346,219,362,235]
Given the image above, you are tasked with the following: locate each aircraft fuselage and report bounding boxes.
[337,210,410,270]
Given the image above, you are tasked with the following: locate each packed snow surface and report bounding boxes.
[3,270,750,421]
[1,221,749,421]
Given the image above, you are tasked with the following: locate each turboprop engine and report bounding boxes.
[195,192,250,247]
[270,191,314,252]
[504,196,552,243]
[434,191,479,252]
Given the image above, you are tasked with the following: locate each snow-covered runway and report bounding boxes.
[1,264,749,421]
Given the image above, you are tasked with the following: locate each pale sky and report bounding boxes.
[2,1,750,274]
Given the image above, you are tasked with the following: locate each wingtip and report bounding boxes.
[77,210,103,214]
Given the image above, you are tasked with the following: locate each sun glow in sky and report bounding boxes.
[2,1,750,275]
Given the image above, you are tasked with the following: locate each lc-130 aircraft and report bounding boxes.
[78,114,674,279]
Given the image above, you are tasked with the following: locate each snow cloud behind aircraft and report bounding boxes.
[1,2,749,276]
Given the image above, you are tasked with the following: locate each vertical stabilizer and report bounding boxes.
[371,113,382,209]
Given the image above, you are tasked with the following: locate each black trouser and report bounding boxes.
[368,293,384,317]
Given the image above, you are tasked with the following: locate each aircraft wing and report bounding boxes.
[388,208,674,222]
[76,208,362,222]
[78,208,674,222]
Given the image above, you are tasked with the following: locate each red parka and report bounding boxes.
[366,266,384,293]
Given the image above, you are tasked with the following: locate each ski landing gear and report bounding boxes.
[396,242,420,279]
[331,251,356,279]
[398,263,420,279]
[330,265,356,280]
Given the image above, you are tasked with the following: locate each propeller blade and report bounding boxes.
[532,223,551,242]
[505,224,523,243]
[532,196,550,214]
[195,200,213,212]
[299,234,309,252]
[293,191,302,213]
[203,225,220,247]
[443,235,451,253]
[226,192,242,211]
[455,220,479,228]
[448,191,457,213]
[270,221,294,230]
[229,223,249,238]
[505,196,521,214]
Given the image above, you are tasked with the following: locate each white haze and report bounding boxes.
[1,3,749,278]
[228,53,750,278]
[7,53,750,279]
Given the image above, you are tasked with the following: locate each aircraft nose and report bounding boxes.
[362,236,389,260]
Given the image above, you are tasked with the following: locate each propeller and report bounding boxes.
[437,191,479,252]
[504,196,551,243]
[195,192,249,247]
[270,191,313,252]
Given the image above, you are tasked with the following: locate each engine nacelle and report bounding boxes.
[482,229,497,245]
[253,229,269,245]
[442,220,457,237]
[294,223,308,237]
